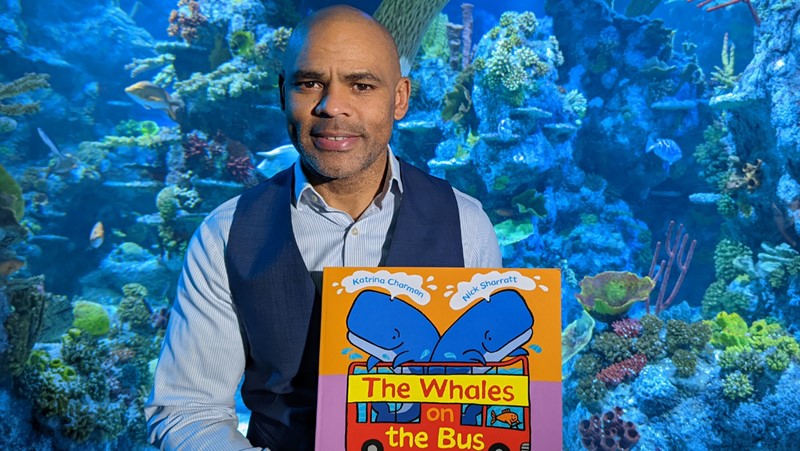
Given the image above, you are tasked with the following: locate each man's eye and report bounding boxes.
[298,81,319,89]
[354,83,373,92]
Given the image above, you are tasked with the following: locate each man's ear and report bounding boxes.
[393,77,411,121]
[278,74,286,111]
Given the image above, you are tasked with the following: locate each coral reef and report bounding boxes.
[0,73,50,134]
[576,271,655,323]
[578,406,640,450]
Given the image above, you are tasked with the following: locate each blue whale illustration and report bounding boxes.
[431,289,534,425]
[346,290,440,370]
[431,289,534,366]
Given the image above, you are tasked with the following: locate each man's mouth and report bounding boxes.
[311,133,360,151]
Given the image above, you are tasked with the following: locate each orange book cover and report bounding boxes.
[315,267,562,451]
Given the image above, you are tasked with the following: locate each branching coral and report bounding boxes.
[167,0,208,44]
[711,33,738,93]
[596,353,647,386]
[688,0,761,26]
[0,73,50,134]
[647,221,697,315]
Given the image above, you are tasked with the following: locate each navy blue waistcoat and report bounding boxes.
[225,159,464,450]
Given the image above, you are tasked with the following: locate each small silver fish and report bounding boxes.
[646,136,682,174]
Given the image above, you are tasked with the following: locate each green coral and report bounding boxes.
[174,60,269,102]
[765,348,792,371]
[575,271,655,323]
[72,301,110,337]
[711,33,738,93]
[480,11,551,104]
[229,30,255,59]
[634,333,666,361]
[590,331,632,363]
[665,320,711,354]
[694,119,730,189]
[574,352,603,377]
[702,279,751,319]
[640,314,663,336]
[576,377,607,411]
[722,370,753,400]
[118,284,153,335]
[714,239,751,283]
[706,311,749,348]
[671,348,698,378]
[716,194,737,217]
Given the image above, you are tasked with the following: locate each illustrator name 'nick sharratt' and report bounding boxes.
[351,276,425,298]
[461,275,519,302]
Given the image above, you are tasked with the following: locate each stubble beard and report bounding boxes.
[294,120,390,183]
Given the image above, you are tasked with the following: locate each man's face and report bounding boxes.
[281,19,410,183]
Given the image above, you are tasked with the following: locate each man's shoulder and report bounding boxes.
[200,196,240,232]
[452,187,486,215]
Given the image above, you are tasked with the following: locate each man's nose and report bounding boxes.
[314,84,352,117]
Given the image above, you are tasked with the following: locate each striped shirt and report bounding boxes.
[144,150,501,450]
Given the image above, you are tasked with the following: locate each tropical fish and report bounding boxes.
[124,81,183,122]
[255,144,299,178]
[89,221,104,248]
[37,128,78,175]
[490,408,522,428]
[646,136,682,174]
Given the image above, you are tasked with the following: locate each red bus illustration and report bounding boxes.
[345,356,531,451]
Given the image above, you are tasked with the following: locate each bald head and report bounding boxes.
[282,5,402,78]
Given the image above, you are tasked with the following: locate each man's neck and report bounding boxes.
[307,154,389,220]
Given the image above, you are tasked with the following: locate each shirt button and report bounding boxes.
[351,227,359,236]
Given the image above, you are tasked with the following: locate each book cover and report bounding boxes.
[316,267,562,451]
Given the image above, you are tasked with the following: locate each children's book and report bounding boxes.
[315,267,562,451]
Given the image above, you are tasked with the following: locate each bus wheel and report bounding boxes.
[362,439,384,451]
[487,444,510,451]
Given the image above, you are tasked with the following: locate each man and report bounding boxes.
[145,5,501,450]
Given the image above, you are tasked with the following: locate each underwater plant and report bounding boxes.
[0,163,24,223]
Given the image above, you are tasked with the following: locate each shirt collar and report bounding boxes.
[293,146,403,211]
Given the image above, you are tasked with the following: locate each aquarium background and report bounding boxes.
[1,0,798,449]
